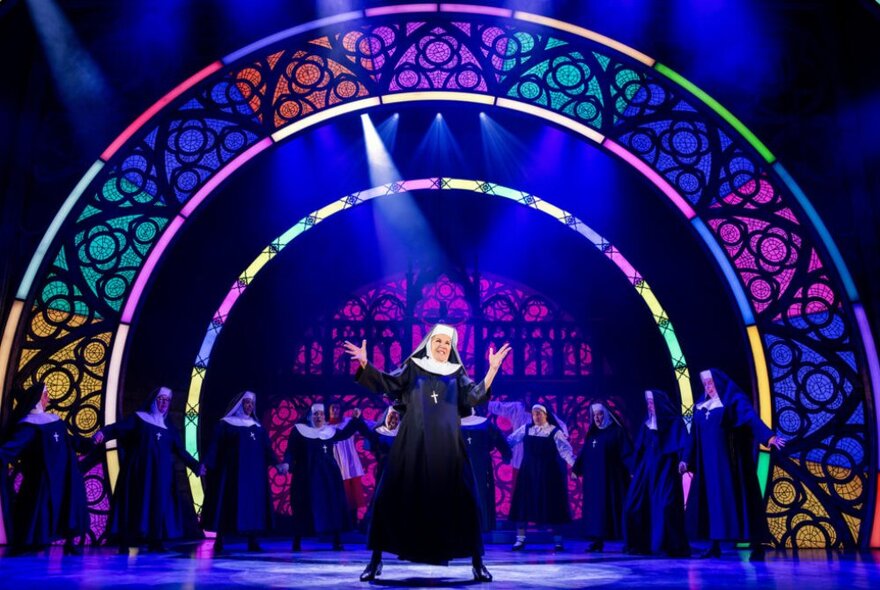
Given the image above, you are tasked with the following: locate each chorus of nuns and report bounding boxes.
[0,363,786,572]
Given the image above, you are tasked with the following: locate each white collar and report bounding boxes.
[294,423,337,440]
[375,425,399,437]
[136,411,168,429]
[222,416,259,428]
[460,415,487,427]
[410,356,461,376]
[21,412,61,425]
[695,396,724,411]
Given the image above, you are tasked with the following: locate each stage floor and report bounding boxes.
[1,540,877,589]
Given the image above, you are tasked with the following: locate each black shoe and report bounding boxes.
[511,540,525,551]
[332,541,344,551]
[117,545,130,555]
[700,545,721,559]
[63,542,82,556]
[247,540,263,553]
[213,539,224,553]
[147,542,168,553]
[473,564,493,582]
[291,538,301,552]
[749,548,765,562]
[554,542,565,552]
[360,560,382,582]
[586,541,604,553]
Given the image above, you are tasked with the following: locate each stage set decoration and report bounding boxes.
[0,3,876,550]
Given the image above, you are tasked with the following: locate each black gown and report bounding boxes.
[462,417,511,531]
[622,400,690,556]
[684,394,773,543]
[572,423,632,541]
[284,419,362,537]
[355,361,487,565]
[201,421,277,535]
[0,419,89,547]
[103,414,201,545]
[509,426,571,525]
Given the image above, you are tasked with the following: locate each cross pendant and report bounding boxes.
[704,410,711,420]
[156,432,162,440]
[592,439,597,448]
[250,432,256,440]
[322,444,328,454]
[53,432,60,443]
[430,390,439,404]
[467,436,472,445]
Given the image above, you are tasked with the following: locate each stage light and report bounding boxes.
[414,109,465,171]
[26,0,114,144]
[479,112,531,182]
[361,113,401,186]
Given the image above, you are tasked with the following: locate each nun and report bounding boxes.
[572,401,632,552]
[0,382,89,555]
[622,390,690,557]
[201,391,283,552]
[343,324,511,583]
[461,407,512,532]
[680,369,785,561]
[328,401,368,527]
[507,403,575,552]
[359,406,400,532]
[284,402,363,552]
[93,386,205,552]
[361,406,400,485]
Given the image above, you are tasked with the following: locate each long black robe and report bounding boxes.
[0,420,89,547]
[462,417,511,532]
[573,423,632,540]
[284,418,361,537]
[684,373,773,544]
[355,361,487,565]
[103,414,201,545]
[509,426,571,525]
[622,392,690,556]
[201,421,277,535]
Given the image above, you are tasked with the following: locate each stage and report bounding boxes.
[1,540,877,589]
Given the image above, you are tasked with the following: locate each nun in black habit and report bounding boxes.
[0,382,89,554]
[358,406,400,532]
[201,391,283,552]
[283,401,364,552]
[680,369,785,561]
[93,386,205,552]
[622,390,690,557]
[461,407,512,532]
[572,401,632,552]
[508,403,575,551]
[344,323,511,583]
[361,406,400,485]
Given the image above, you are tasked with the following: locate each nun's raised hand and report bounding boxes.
[488,343,512,370]
[768,435,786,450]
[678,461,688,475]
[343,340,368,367]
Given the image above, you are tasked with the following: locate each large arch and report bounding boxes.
[182,177,696,508]
[0,4,875,548]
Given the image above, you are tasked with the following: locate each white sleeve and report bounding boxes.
[507,425,527,447]
[554,430,576,467]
